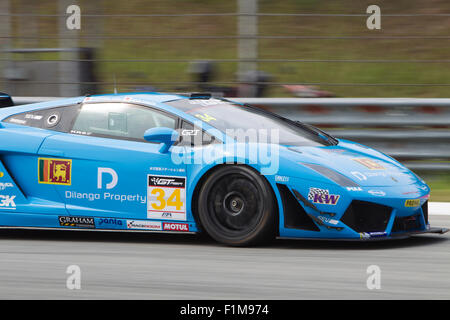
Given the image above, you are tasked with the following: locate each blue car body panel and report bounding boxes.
[0,93,441,240]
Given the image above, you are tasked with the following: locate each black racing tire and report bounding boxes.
[197,165,277,246]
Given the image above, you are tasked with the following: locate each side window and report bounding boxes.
[177,120,217,146]
[71,102,176,141]
[4,104,81,132]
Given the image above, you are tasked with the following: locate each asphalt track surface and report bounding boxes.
[0,215,448,300]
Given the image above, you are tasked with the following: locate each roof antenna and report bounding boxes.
[113,74,118,94]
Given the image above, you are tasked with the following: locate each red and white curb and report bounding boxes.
[430,202,450,216]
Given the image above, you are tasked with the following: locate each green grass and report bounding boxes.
[7,0,450,97]
[423,174,450,202]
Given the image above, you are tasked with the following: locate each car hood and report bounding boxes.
[279,139,419,187]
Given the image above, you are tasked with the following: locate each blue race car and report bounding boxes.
[0,92,447,245]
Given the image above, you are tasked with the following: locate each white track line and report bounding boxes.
[429,202,450,216]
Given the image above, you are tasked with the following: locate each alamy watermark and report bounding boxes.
[366,265,381,290]
[66,5,81,30]
[366,5,381,30]
[66,265,81,290]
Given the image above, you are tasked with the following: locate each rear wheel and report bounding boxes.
[197,165,277,246]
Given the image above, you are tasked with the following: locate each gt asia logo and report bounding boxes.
[151,177,175,186]
[163,223,189,232]
[0,182,13,191]
[0,195,16,208]
[150,177,183,187]
[308,188,340,205]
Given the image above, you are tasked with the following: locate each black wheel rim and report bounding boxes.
[207,172,264,235]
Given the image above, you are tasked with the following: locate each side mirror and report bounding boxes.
[143,127,179,153]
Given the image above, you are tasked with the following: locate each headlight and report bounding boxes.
[301,163,360,188]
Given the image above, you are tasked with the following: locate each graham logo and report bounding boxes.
[58,216,95,228]
[0,195,16,208]
[353,158,385,170]
[39,158,72,185]
[405,199,420,207]
[163,223,189,232]
[308,188,340,205]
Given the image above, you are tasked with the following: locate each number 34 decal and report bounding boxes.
[150,188,183,211]
[147,175,187,221]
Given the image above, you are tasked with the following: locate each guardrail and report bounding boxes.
[10,96,450,172]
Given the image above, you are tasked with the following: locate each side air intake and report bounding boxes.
[276,184,319,231]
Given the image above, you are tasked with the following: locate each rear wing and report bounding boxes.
[0,93,13,108]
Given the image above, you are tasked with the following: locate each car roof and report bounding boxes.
[0,92,188,121]
[0,92,228,141]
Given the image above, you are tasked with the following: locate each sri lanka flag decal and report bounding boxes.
[38,158,72,185]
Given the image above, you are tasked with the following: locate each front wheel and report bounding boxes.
[197,165,277,246]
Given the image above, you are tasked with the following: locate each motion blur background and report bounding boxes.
[0,0,449,199]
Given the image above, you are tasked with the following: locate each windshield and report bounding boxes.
[167,98,334,147]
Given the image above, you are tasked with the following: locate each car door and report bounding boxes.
[38,102,188,222]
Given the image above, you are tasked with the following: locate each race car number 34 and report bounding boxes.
[147,175,186,221]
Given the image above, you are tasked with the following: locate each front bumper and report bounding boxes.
[278,227,449,241]
[276,179,447,240]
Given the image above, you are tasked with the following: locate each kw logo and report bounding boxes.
[308,188,340,205]
[38,158,72,185]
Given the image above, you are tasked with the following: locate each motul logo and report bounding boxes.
[163,223,189,232]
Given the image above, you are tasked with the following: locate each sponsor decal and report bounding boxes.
[360,232,387,239]
[126,220,162,231]
[308,187,340,205]
[65,191,146,204]
[163,222,189,232]
[0,182,13,191]
[181,129,200,136]
[346,187,362,191]
[147,175,187,221]
[353,158,385,170]
[368,232,388,238]
[0,195,16,209]
[38,158,72,185]
[9,118,27,125]
[351,171,367,181]
[97,167,118,189]
[275,175,289,183]
[368,190,386,197]
[405,199,420,207]
[0,172,3,178]
[195,113,216,122]
[97,218,123,227]
[402,191,419,195]
[25,114,43,120]
[317,216,339,225]
[59,216,95,228]
[70,130,92,136]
